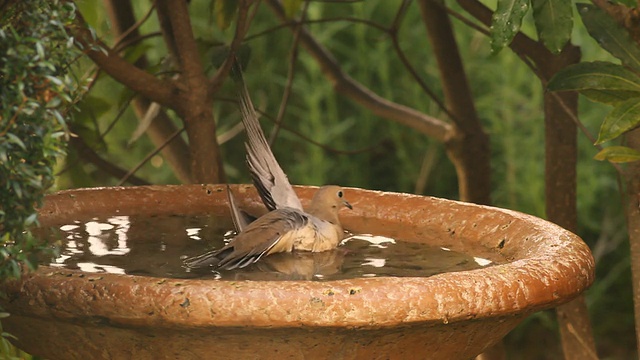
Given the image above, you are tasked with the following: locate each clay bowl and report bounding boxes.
[0,185,594,359]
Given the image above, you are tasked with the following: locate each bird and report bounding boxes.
[183,62,351,271]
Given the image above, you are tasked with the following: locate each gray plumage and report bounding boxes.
[183,63,351,271]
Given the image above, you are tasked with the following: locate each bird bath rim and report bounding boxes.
[4,184,595,330]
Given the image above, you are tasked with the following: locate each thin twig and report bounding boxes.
[216,96,383,155]
[244,17,388,42]
[112,1,157,51]
[265,0,451,141]
[388,1,457,123]
[71,9,179,109]
[113,32,163,53]
[268,0,310,145]
[117,126,185,186]
[100,92,137,139]
[566,323,600,360]
[209,0,256,94]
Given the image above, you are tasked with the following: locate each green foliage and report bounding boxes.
[282,0,303,18]
[577,3,640,72]
[594,146,640,163]
[212,0,238,30]
[488,0,572,54]
[490,0,529,53]
[548,61,640,145]
[547,4,640,162]
[547,61,640,101]
[0,0,80,280]
[531,0,573,53]
[597,98,640,144]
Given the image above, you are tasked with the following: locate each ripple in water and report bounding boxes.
[35,214,504,281]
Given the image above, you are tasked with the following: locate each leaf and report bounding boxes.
[0,332,17,341]
[548,61,640,92]
[490,0,530,54]
[5,133,26,150]
[577,3,640,72]
[596,97,640,144]
[532,0,573,53]
[594,146,640,163]
[35,41,45,59]
[129,102,160,146]
[214,0,238,30]
[283,0,303,18]
[581,89,640,105]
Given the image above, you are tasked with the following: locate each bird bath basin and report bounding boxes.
[1,184,594,359]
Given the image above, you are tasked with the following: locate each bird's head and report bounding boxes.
[312,185,352,214]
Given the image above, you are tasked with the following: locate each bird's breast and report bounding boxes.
[291,218,342,252]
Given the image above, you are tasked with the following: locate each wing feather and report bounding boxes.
[233,63,303,211]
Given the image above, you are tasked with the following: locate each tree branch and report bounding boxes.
[69,135,149,186]
[165,0,207,110]
[268,0,310,145]
[418,0,491,205]
[209,0,255,95]
[71,10,179,109]
[160,0,226,183]
[592,0,640,43]
[104,0,192,183]
[264,0,451,142]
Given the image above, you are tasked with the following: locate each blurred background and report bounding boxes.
[2,0,635,358]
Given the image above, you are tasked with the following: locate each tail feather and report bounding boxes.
[183,248,230,269]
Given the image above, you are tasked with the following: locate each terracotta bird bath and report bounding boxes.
[0,184,594,359]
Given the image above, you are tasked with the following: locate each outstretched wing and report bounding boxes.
[233,62,303,212]
[226,184,254,232]
[184,208,311,270]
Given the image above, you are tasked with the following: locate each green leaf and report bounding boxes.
[532,0,573,53]
[548,62,640,92]
[490,0,530,54]
[596,97,640,144]
[594,146,640,163]
[214,0,238,30]
[0,313,9,319]
[283,0,303,18]
[5,133,26,150]
[547,61,640,104]
[35,41,45,59]
[613,0,636,6]
[578,3,640,72]
[0,332,17,341]
[581,89,640,105]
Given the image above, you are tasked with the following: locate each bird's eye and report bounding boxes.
[337,190,343,198]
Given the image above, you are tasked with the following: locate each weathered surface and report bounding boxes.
[1,185,595,359]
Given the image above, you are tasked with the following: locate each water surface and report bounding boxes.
[35,214,503,281]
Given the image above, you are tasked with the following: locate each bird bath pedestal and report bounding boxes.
[0,185,594,359]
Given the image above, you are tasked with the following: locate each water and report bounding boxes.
[35,214,503,281]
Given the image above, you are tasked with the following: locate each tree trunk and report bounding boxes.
[539,44,598,360]
[161,0,225,183]
[417,0,491,205]
[625,127,640,356]
[103,0,192,184]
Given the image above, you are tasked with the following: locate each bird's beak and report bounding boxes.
[343,200,353,210]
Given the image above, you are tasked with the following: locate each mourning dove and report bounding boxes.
[183,63,351,270]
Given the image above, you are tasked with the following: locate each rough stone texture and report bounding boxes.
[0,185,595,359]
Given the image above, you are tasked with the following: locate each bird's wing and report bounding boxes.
[226,185,254,232]
[233,63,303,212]
[217,208,311,270]
[182,246,229,269]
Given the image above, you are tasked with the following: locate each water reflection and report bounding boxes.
[37,214,502,281]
